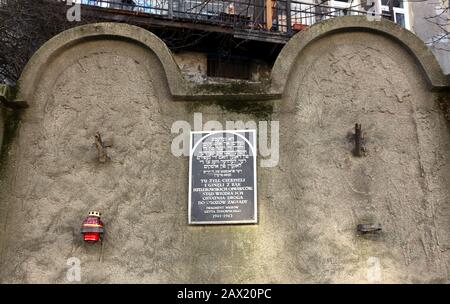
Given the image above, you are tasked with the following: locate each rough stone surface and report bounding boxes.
[0,20,449,283]
[0,107,3,154]
[279,31,450,283]
[172,51,271,85]
[173,52,208,84]
[271,16,449,93]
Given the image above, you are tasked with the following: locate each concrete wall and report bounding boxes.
[0,17,449,283]
[173,52,208,84]
[172,51,272,84]
[280,31,450,283]
[0,85,7,155]
[0,107,3,156]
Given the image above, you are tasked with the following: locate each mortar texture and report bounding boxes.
[0,19,449,283]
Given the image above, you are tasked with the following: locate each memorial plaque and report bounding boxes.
[188,130,257,224]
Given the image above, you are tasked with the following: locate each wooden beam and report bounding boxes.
[234,30,288,44]
[266,0,273,30]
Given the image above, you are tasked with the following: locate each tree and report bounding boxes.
[422,0,449,48]
[0,0,97,84]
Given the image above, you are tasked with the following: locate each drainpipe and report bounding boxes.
[168,0,173,19]
[286,0,292,33]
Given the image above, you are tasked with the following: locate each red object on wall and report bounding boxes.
[81,211,104,242]
[83,232,100,242]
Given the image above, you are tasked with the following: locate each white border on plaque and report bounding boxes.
[188,130,257,225]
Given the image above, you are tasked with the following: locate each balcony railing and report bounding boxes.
[78,0,392,36]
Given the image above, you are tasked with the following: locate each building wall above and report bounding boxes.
[13,16,450,107]
[0,14,450,284]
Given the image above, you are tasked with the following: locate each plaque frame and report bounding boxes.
[188,130,257,225]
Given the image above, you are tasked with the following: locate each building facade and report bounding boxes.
[410,0,450,74]
[0,15,449,283]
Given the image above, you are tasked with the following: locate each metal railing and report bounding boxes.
[81,0,267,27]
[78,0,392,35]
[274,0,366,32]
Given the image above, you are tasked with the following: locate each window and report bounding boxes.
[207,56,251,80]
[380,0,409,29]
[395,12,405,27]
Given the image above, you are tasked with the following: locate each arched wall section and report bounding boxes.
[0,19,449,283]
[17,22,188,103]
[270,16,449,94]
[273,22,450,282]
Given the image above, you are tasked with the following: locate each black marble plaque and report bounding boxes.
[189,130,257,224]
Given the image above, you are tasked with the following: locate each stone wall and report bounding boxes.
[0,17,449,283]
[172,51,272,84]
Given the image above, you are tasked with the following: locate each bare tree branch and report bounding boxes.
[0,0,98,84]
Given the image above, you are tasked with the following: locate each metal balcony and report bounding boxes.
[77,0,392,43]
